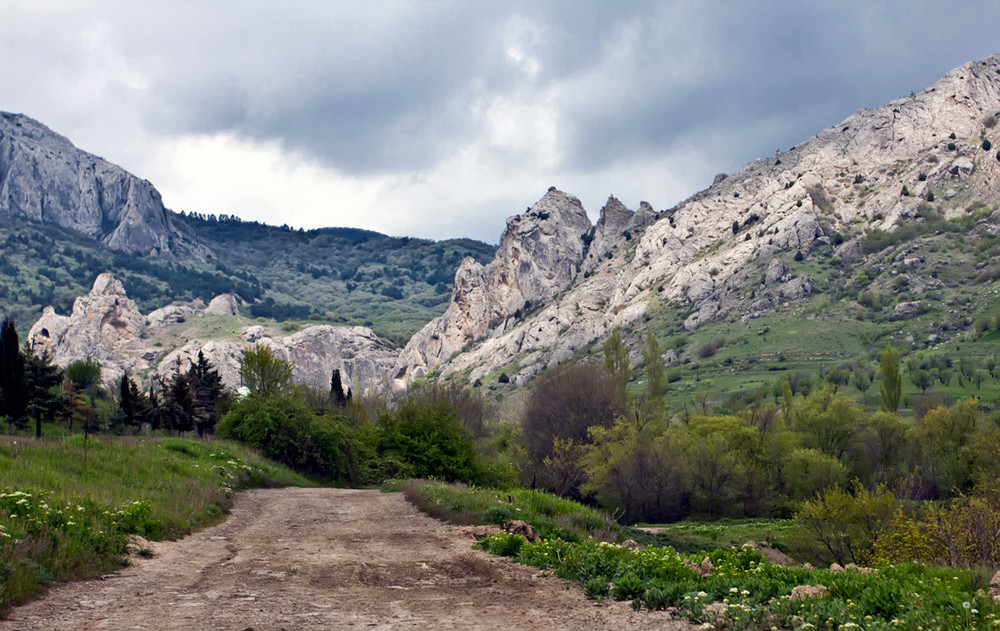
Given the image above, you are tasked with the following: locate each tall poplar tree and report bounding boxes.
[879,344,902,414]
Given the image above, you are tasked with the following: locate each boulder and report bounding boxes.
[789,584,829,600]
[950,156,974,178]
[892,301,925,320]
[203,294,240,316]
[779,277,812,301]
[764,258,788,286]
[501,520,539,543]
[684,301,720,331]
[146,304,194,331]
[835,237,865,263]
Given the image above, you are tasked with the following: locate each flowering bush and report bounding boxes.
[475,532,1000,628]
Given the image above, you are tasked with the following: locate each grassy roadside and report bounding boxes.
[397,480,1000,628]
[0,435,311,615]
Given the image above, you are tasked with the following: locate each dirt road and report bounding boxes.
[1,487,695,630]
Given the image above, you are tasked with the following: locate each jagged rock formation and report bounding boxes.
[28,274,397,392]
[580,197,656,273]
[394,55,1000,386]
[394,188,592,383]
[29,273,149,381]
[0,112,209,258]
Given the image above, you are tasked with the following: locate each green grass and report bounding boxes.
[0,434,310,614]
[390,479,620,542]
[478,534,1000,628]
[631,518,810,558]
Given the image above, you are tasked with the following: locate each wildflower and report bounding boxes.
[964,602,971,610]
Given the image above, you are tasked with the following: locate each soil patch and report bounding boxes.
[1,487,696,630]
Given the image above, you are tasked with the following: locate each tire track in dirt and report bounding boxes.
[1,487,696,630]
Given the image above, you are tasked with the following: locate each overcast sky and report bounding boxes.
[3,1,999,243]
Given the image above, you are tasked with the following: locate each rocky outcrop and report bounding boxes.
[394,188,592,384]
[146,305,195,331]
[29,274,396,392]
[157,326,397,392]
[581,197,656,273]
[0,112,209,259]
[391,55,1000,387]
[204,294,239,316]
[28,274,148,382]
[892,301,925,320]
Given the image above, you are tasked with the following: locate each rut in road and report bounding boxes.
[0,487,696,630]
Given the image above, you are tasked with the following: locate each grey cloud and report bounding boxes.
[3,1,1000,241]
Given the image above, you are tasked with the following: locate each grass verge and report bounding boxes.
[388,479,620,542]
[478,534,1000,628]
[0,435,310,615]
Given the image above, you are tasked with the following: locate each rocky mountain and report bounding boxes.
[28,273,397,393]
[16,56,1000,398]
[0,112,494,342]
[394,54,1000,387]
[0,112,209,259]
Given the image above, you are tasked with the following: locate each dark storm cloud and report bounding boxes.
[2,1,999,241]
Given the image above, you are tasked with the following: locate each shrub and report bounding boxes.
[376,396,483,484]
[795,482,899,565]
[697,342,718,358]
[217,395,373,483]
[983,138,993,151]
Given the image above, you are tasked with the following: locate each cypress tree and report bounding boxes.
[0,317,28,433]
[879,344,902,414]
[330,369,347,407]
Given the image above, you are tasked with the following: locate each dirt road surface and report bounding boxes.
[1,487,697,630]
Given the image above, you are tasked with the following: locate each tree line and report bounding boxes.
[0,317,226,438]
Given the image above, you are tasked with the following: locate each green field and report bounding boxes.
[0,434,309,613]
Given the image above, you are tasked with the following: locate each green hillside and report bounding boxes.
[0,213,495,345]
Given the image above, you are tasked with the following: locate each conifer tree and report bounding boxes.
[0,317,28,433]
[187,351,223,436]
[330,369,347,407]
[24,346,64,437]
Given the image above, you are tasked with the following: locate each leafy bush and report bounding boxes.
[376,397,483,484]
[795,482,899,565]
[217,395,373,483]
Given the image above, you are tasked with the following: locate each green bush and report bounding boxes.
[217,395,373,483]
[376,397,483,484]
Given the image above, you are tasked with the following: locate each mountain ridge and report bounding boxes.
[9,55,1000,397]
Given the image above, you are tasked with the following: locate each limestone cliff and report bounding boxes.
[0,112,209,258]
[399,55,1000,386]
[28,274,397,392]
[394,187,592,383]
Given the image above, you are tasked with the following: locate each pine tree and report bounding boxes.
[161,371,195,435]
[24,346,64,438]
